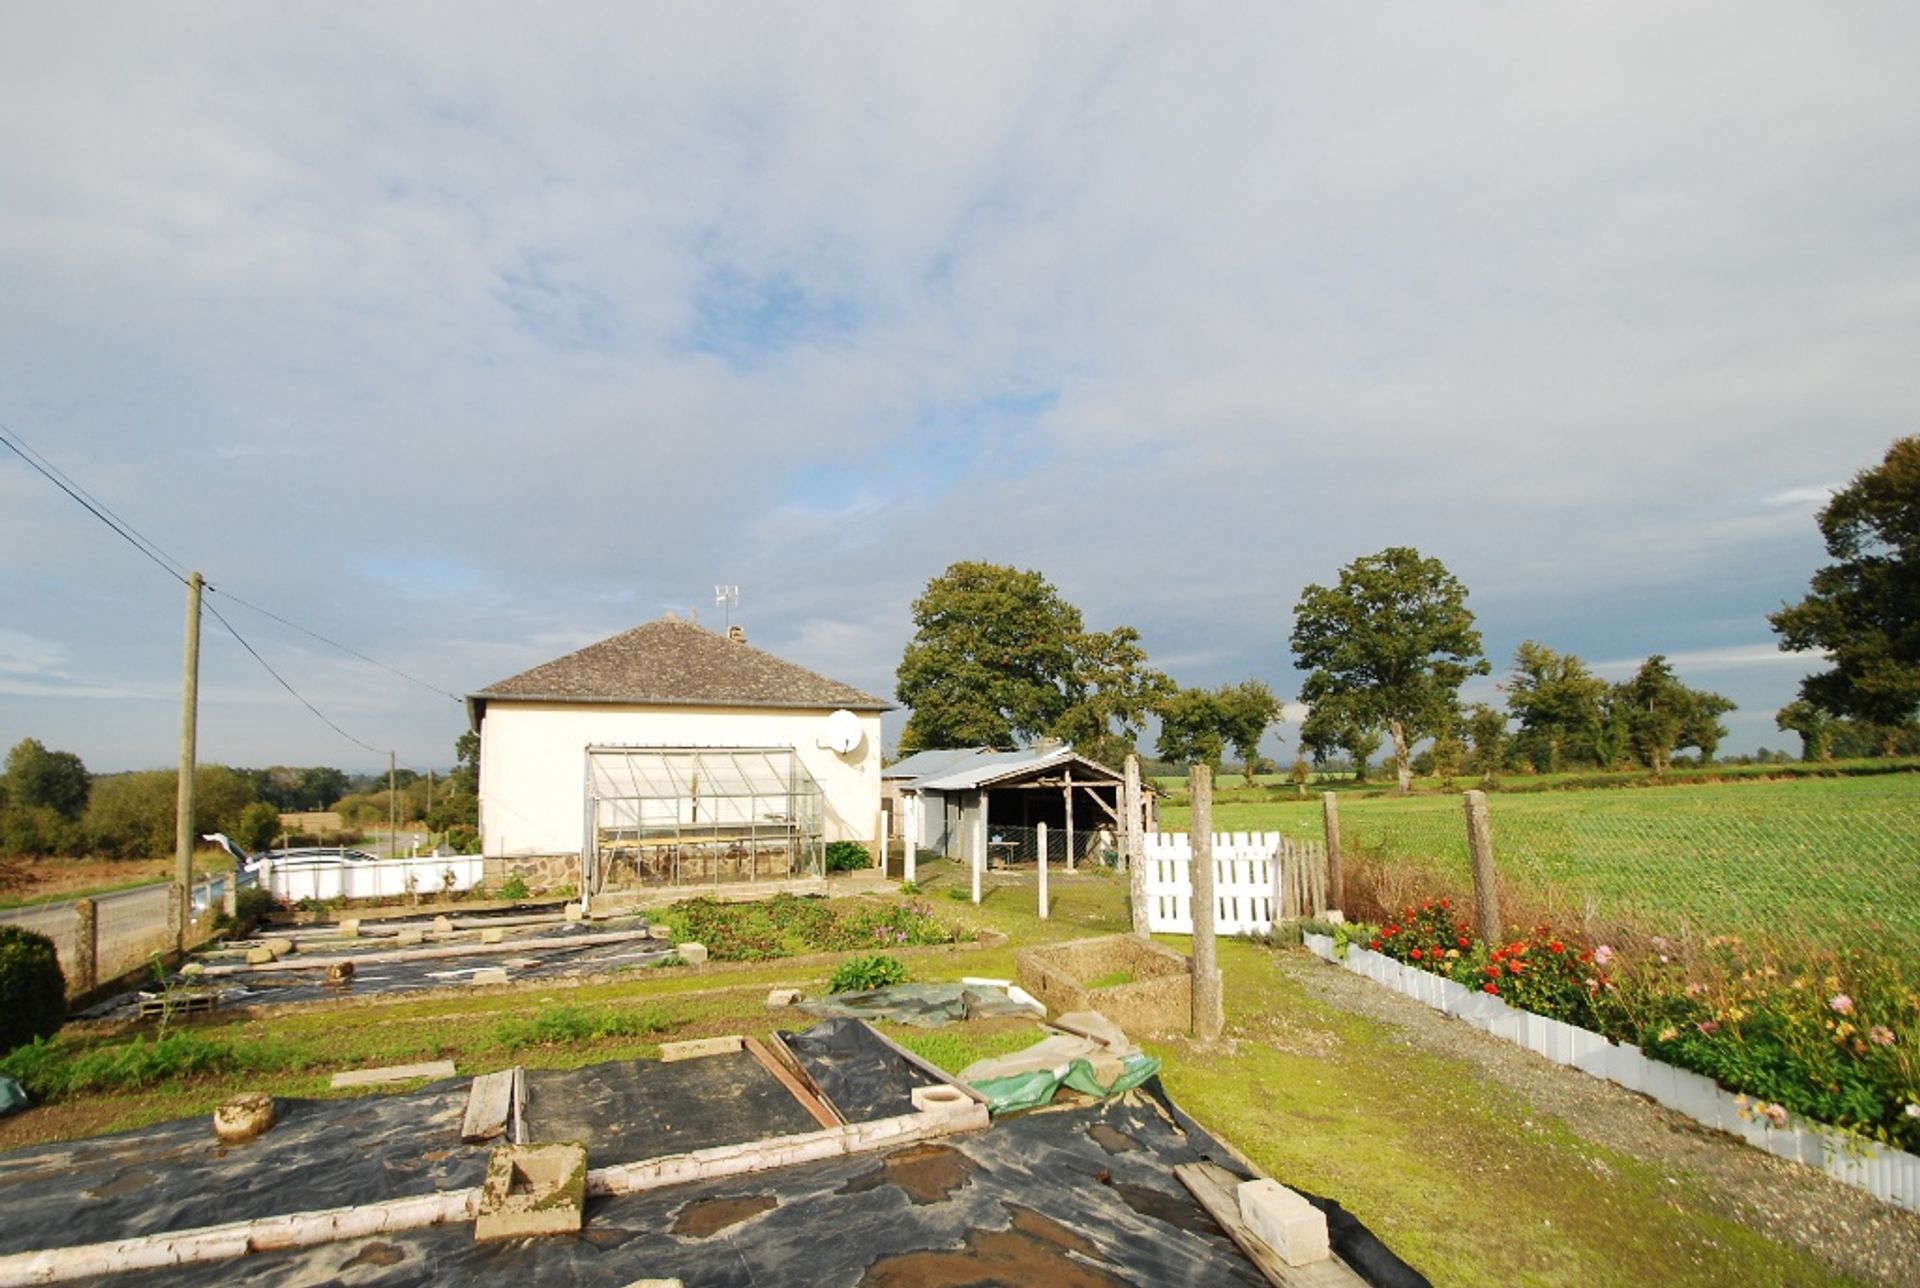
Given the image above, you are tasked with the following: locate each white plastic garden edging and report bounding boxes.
[1300,933,1920,1213]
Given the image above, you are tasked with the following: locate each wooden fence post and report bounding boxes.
[73,898,98,995]
[1036,821,1049,920]
[971,813,984,905]
[874,810,888,881]
[1464,790,1501,945]
[1189,765,1223,1040]
[1321,792,1344,913]
[1126,755,1150,937]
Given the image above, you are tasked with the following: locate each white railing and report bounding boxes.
[261,854,485,904]
[1142,832,1327,935]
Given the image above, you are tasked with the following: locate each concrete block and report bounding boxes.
[911,1084,973,1114]
[676,942,710,965]
[471,968,510,986]
[647,924,673,940]
[337,918,361,938]
[330,1060,458,1089]
[432,916,455,935]
[261,937,295,958]
[245,946,276,965]
[1236,1178,1329,1267]
[766,988,802,1008]
[659,1035,742,1062]
[213,1092,276,1143]
[474,1142,588,1243]
[481,928,505,944]
[565,903,584,923]
[396,929,425,947]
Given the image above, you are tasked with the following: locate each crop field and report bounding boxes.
[1162,774,1920,955]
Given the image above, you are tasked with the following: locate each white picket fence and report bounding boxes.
[1142,832,1328,935]
[260,854,485,904]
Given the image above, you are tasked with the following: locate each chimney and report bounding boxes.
[727,625,747,644]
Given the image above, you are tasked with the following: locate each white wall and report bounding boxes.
[477,701,883,857]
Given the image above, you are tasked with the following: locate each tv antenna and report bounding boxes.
[714,584,740,630]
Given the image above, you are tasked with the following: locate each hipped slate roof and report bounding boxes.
[469,616,893,716]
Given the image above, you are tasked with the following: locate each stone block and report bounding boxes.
[471,968,510,986]
[261,937,294,959]
[911,1084,973,1114]
[396,929,425,947]
[481,927,505,944]
[474,1142,588,1243]
[245,946,275,965]
[565,903,584,923]
[659,1035,743,1062]
[647,924,673,940]
[1236,1178,1329,1267]
[766,988,802,1008]
[432,916,455,935]
[337,918,361,938]
[676,942,710,965]
[213,1091,276,1143]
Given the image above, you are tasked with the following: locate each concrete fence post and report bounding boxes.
[1321,792,1344,913]
[1036,821,1049,921]
[1125,755,1150,937]
[73,898,99,995]
[1189,765,1224,1040]
[972,813,984,905]
[1464,790,1501,945]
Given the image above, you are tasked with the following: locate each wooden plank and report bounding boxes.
[1173,1162,1365,1288]
[858,1021,990,1104]
[330,1060,457,1089]
[743,1035,841,1129]
[194,927,663,976]
[765,1031,848,1126]
[461,1069,517,1143]
[659,1035,743,1063]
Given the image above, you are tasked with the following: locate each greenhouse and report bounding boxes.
[584,746,826,891]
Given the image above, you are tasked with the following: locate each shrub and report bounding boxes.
[825,841,872,872]
[493,1004,667,1051]
[498,873,530,901]
[830,953,908,993]
[222,886,277,939]
[0,925,66,1054]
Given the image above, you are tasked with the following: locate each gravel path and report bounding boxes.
[1277,949,1920,1287]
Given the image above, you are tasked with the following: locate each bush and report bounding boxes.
[220,886,278,939]
[498,873,530,901]
[825,841,871,872]
[830,953,908,993]
[0,925,67,1054]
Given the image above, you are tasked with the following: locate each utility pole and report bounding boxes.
[172,572,204,952]
[389,750,398,860]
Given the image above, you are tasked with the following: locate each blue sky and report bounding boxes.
[2,3,1916,772]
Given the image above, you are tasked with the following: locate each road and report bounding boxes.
[1,876,229,983]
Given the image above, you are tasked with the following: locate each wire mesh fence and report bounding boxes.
[982,823,1121,868]
[1335,780,1920,961]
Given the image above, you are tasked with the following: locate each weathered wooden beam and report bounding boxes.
[1174,1162,1365,1287]
[461,1069,517,1143]
[192,927,662,976]
[743,1036,840,1129]
[763,1032,848,1127]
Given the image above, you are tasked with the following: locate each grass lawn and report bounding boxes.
[1162,773,1920,954]
[0,861,1887,1286]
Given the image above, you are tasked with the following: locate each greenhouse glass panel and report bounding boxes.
[585,747,824,889]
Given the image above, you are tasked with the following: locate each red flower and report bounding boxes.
[1507,960,1523,975]
[1580,949,1594,963]
[1369,939,1383,951]
[1482,983,1499,995]
[1439,899,1450,909]
[1457,936,1470,948]
[1484,966,1500,979]
[1410,948,1424,961]
[1549,941,1564,954]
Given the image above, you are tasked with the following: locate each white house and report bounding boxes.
[468,615,891,896]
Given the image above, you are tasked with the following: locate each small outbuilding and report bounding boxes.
[468,616,891,899]
[884,744,1150,868]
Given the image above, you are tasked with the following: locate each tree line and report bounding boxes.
[0,732,480,861]
[893,436,1920,792]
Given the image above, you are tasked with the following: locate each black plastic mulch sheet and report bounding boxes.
[520,1051,823,1158]
[794,981,1040,1028]
[776,1016,945,1123]
[125,1094,1285,1287]
[0,1078,487,1257]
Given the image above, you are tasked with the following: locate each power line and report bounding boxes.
[203,599,389,757]
[208,586,465,704]
[0,422,192,585]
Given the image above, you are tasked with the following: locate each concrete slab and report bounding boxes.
[474,1142,588,1243]
[660,1036,743,1063]
[330,1060,458,1089]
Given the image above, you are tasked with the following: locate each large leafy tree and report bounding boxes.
[1774,699,1833,763]
[1770,436,1920,749]
[1501,641,1609,772]
[1617,656,1736,773]
[1290,547,1489,794]
[1052,627,1174,768]
[1152,680,1281,781]
[2,739,91,821]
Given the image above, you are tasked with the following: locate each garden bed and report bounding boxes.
[1015,934,1191,1034]
[1303,932,1920,1213]
[651,894,966,963]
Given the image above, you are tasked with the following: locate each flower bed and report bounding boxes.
[1302,909,1920,1212]
[652,893,962,962]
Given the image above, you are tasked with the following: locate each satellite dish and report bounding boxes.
[818,709,865,755]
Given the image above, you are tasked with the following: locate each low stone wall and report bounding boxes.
[1016,934,1192,1035]
[483,854,578,893]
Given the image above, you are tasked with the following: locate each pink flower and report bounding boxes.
[1763,1103,1788,1127]
[1869,1025,1895,1046]
[1592,945,1614,967]
[1829,994,1855,1015]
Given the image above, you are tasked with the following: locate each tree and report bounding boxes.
[83,766,261,860]
[1217,681,1283,784]
[234,800,283,852]
[1052,626,1173,768]
[3,739,91,821]
[1616,656,1736,774]
[1154,687,1229,770]
[1501,642,1608,772]
[896,563,1084,752]
[1775,700,1832,762]
[1464,703,1509,782]
[1291,547,1489,795]
[1770,437,1920,747]
[298,766,350,812]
